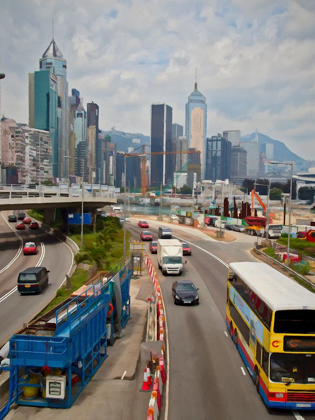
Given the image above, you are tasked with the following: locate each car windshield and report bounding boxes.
[142,231,151,235]
[163,256,182,264]
[18,273,37,283]
[182,243,189,248]
[141,221,147,224]
[177,283,196,291]
[151,242,157,246]
[270,353,315,384]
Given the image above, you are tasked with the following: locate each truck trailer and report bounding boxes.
[157,239,184,275]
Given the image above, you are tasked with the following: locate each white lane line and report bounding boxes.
[0,213,23,274]
[224,331,228,337]
[173,234,229,268]
[121,370,127,380]
[240,367,246,376]
[0,287,17,303]
[293,411,305,420]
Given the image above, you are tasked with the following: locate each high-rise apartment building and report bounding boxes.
[150,103,173,186]
[185,82,207,179]
[0,118,53,184]
[223,130,241,147]
[40,38,69,179]
[205,134,231,182]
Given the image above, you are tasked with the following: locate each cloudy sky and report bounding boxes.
[1,0,315,159]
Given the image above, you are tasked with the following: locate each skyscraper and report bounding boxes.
[205,134,231,182]
[87,102,100,183]
[231,147,247,182]
[185,81,207,179]
[150,103,173,187]
[29,69,58,176]
[223,130,241,147]
[40,38,69,179]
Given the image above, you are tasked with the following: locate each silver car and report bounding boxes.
[233,225,245,232]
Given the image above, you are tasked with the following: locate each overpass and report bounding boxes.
[0,185,117,223]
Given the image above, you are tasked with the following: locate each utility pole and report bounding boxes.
[123,156,127,261]
[158,183,163,220]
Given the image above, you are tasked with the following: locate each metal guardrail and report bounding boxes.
[254,245,315,290]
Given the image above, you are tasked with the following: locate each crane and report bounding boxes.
[120,146,201,196]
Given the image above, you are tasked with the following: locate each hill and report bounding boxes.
[241,132,308,172]
[103,129,150,153]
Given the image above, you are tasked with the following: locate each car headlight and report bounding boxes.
[193,295,199,301]
[175,294,181,300]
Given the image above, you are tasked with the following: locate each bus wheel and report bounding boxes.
[250,230,254,236]
[254,367,260,393]
[233,329,238,345]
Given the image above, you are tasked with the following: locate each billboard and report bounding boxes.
[68,213,92,225]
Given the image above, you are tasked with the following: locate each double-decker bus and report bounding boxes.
[227,261,315,410]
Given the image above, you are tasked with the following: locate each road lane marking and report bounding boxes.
[121,371,127,380]
[293,411,305,420]
[224,331,228,337]
[241,367,246,376]
[36,243,45,266]
[172,234,229,268]
[0,213,23,274]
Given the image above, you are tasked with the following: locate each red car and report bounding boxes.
[140,231,153,241]
[29,222,39,229]
[23,242,38,255]
[16,222,26,230]
[182,243,192,256]
[149,241,157,254]
[23,217,32,224]
[138,220,149,228]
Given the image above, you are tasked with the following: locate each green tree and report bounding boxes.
[270,187,283,200]
[179,184,192,194]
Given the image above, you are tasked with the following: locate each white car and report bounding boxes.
[215,220,227,228]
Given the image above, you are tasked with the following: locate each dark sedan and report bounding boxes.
[225,224,236,231]
[182,243,192,256]
[149,241,157,254]
[172,280,199,305]
[8,215,17,222]
[17,212,26,220]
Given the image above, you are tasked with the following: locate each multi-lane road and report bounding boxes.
[0,211,74,345]
[128,218,311,420]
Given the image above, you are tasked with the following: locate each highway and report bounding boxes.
[0,211,74,345]
[128,219,308,420]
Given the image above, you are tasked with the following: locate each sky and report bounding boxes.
[0,0,315,160]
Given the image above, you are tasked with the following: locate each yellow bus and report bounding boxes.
[227,262,315,410]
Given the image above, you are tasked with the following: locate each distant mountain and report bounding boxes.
[102,129,150,153]
[241,132,308,172]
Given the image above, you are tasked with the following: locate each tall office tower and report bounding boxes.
[231,147,247,183]
[241,141,259,178]
[115,152,125,188]
[69,89,87,180]
[174,136,188,172]
[186,147,201,189]
[172,123,183,139]
[40,38,69,179]
[185,81,207,179]
[29,69,58,176]
[150,103,173,187]
[87,102,100,183]
[223,130,241,147]
[205,134,231,182]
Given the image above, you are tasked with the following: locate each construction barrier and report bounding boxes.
[143,255,167,419]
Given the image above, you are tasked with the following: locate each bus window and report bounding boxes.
[256,341,262,366]
[262,348,269,376]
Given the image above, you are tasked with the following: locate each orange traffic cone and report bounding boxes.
[140,367,151,392]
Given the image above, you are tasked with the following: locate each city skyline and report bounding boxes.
[0,0,315,160]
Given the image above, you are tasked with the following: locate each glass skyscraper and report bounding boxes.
[185,82,207,179]
[150,103,173,187]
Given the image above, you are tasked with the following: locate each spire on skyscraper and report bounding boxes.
[42,38,63,59]
[195,68,198,90]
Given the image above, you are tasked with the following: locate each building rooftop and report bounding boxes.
[42,38,63,58]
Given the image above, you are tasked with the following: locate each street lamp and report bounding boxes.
[254,181,270,238]
[0,74,5,80]
[65,156,85,249]
[268,161,294,266]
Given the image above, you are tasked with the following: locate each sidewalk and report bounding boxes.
[6,268,154,420]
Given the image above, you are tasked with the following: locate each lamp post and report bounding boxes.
[0,73,5,185]
[254,181,270,238]
[123,156,127,261]
[65,156,85,249]
[268,161,294,266]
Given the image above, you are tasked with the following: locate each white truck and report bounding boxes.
[157,239,184,276]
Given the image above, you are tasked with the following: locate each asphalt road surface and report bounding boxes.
[0,212,74,345]
[128,219,312,420]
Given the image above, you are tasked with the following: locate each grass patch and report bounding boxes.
[38,269,88,317]
[263,247,278,259]
[277,237,315,257]
[28,209,44,222]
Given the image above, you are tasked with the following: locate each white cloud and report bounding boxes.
[0,0,315,160]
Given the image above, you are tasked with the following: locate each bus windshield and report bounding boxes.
[270,353,315,384]
[274,310,315,334]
